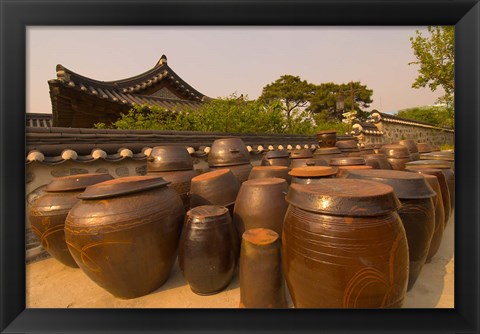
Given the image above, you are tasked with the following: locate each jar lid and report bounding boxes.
[286,179,401,216]
[45,173,114,192]
[289,166,337,177]
[78,175,170,199]
[405,160,453,169]
[290,149,313,159]
[242,228,279,246]
[329,156,366,166]
[186,205,230,225]
[264,150,290,159]
[345,169,436,199]
[420,152,454,162]
[381,144,411,158]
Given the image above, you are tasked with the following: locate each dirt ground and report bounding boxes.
[26,214,454,308]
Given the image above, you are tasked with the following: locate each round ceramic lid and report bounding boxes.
[242,228,279,246]
[420,152,454,161]
[405,160,453,169]
[186,205,230,224]
[78,175,170,199]
[45,173,114,192]
[289,166,337,177]
[329,156,366,166]
[286,179,401,216]
[381,144,411,158]
[252,166,288,172]
[265,150,290,159]
[345,169,436,199]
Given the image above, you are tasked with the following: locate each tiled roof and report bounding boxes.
[370,111,454,132]
[26,113,53,128]
[351,120,383,136]
[26,127,319,165]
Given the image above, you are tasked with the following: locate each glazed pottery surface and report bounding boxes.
[289,158,328,169]
[209,163,252,185]
[289,149,313,159]
[233,178,289,238]
[316,130,337,148]
[398,140,420,160]
[363,154,392,170]
[417,142,432,153]
[147,146,193,172]
[239,228,288,308]
[147,169,199,211]
[336,165,373,178]
[283,180,408,308]
[329,156,366,166]
[289,166,337,184]
[208,137,250,167]
[345,169,435,290]
[29,173,113,268]
[179,205,238,295]
[420,152,454,162]
[248,166,290,183]
[335,140,358,150]
[190,169,240,210]
[261,150,290,167]
[65,175,185,299]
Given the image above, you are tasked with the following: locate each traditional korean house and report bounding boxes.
[48,55,208,128]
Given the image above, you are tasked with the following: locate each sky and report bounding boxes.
[27,26,445,115]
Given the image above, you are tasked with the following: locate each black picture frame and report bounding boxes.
[1,0,479,333]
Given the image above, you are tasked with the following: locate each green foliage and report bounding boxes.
[409,26,454,110]
[440,144,454,151]
[311,110,351,134]
[396,105,454,129]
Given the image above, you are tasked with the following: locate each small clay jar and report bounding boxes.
[398,139,420,161]
[261,150,290,167]
[336,165,373,178]
[248,166,290,184]
[405,167,451,227]
[381,144,413,170]
[29,173,114,268]
[289,166,337,184]
[233,178,289,239]
[65,176,185,299]
[362,154,392,170]
[239,228,288,308]
[190,169,240,215]
[179,205,238,295]
[345,169,436,291]
[316,130,337,148]
[283,180,409,308]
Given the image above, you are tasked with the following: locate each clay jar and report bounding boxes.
[239,228,288,308]
[336,139,360,156]
[283,180,409,308]
[345,169,435,291]
[248,166,291,184]
[417,142,433,154]
[65,176,185,299]
[362,154,392,170]
[147,145,198,211]
[329,156,366,172]
[179,205,238,295]
[398,139,420,161]
[405,167,451,226]
[316,130,337,148]
[29,173,113,268]
[261,150,290,167]
[289,166,337,184]
[313,147,344,164]
[208,138,252,184]
[407,172,445,262]
[336,165,373,178]
[420,151,454,162]
[381,144,413,170]
[233,178,289,238]
[190,169,240,216]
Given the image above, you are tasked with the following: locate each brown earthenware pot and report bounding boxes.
[248,166,290,184]
[147,146,193,172]
[283,180,408,308]
[65,176,185,299]
[417,142,432,154]
[313,147,345,164]
[381,145,413,170]
[239,228,288,308]
[362,154,392,170]
[261,150,290,167]
[208,137,250,167]
[336,165,373,178]
[190,169,240,216]
[335,139,358,150]
[29,173,114,268]
[179,205,238,295]
[209,163,253,185]
[404,167,451,225]
[398,139,420,161]
[345,169,435,291]
[316,130,337,148]
[233,178,289,238]
[289,166,337,184]
[147,170,199,211]
[290,148,313,159]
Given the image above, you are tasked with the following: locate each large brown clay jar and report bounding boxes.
[65,176,185,299]
[345,169,436,291]
[208,138,252,184]
[209,164,253,185]
[29,173,114,268]
[233,178,289,238]
[179,205,238,295]
[363,154,393,170]
[316,130,337,148]
[239,228,288,308]
[289,166,337,184]
[283,180,409,308]
[417,142,432,154]
[381,144,413,170]
[398,139,420,161]
[313,147,344,164]
[261,150,290,167]
[248,166,290,184]
[336,165,373,178]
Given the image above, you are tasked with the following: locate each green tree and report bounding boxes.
[308,81,373,122]
[396,105,454,128]
[258,75,316,133]
[409,26,454,112]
